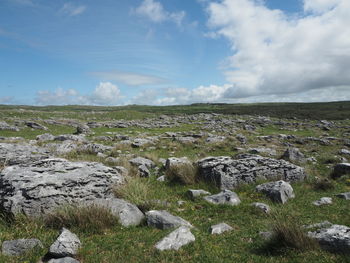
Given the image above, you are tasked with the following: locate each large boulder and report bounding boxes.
[0,158,123,216]
[2,238,43,256]
[0,143,51,166]
[198,155,306,189]
[145,210,192,230]
[256,180,295,204]
[308,224,350,254]
[155,226,195,251]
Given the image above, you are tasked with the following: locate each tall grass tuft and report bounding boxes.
[114,177,151,207]
[165,162,198,185]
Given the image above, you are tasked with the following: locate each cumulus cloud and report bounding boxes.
[134,0,185,26]
[91,70,165,86]
[59,2,86,16]
[35,82,122,106]
[204,0,350,100]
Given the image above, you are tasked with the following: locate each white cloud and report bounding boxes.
[59,2,86,16]
[91,70,165,86]
[0,96,15,104]
[35,82,122,106]
[134,0,185,26]
[203,0,350,100]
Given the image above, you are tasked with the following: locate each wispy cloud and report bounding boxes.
[35,82,122,106]
[59,2,86,16]
[91,70,166,86]
[0,96,15,104]
[133,0,185,26]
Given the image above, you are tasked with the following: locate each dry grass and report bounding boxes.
[165,162,198,185]
[43,205,118,234]
[312,178,335,191]
[114,157,139,177]
[114,177,151,207]
[143,152,160,164]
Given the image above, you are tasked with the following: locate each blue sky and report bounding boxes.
[1,0,349,105]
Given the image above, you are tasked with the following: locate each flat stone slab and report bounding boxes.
[155,226,195,251]
[313,197,333,206]
[0,158,124,216]
[198,155,306,190]
[209,223,233,234]
[146,210,192,230]
[203,190,241,206]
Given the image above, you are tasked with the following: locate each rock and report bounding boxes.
[145,210,192,230]
[75,124,90,135]
[91,198,144,227]
[304,221,333,229]
[48,257,80,263]
[49,228,81,258]
[340,149,350,156]
[2,238,43,256]
[251,202,271,214]
[105,157,120,164]
[155,226,195,251]
[198,155,306,190]
[47,141,78,155]
[248,147,277,156]
[157,175,165,182]
[138,164,150,177]
[236,134,247,144]
[332,163,350,178]
[165,157,191,170]
[187,189,211,199]
[36,133,55,142]
[176,137,197,144]
[54,134,86,142]
[313,197,333,206]
[308,224,350,254]
[282,147,306,163]
[129,157,155,169]
[25,121,48,130]
[259,231,273,240]
[206,136,226,143]
[0,158,123,216]
[131,138,153,148]
[256,180,295,204]
[78,143,112,154]
[0,143,51,166]
[336,192,350,200]
[209,223,233,234]
[0,121,19,131]
[203,190,241,206]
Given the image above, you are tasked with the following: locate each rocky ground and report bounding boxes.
[0,107,349,263]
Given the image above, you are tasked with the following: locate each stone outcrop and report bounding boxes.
[155,226,195,251]
[145,210,192,230]
[256,180,295,204]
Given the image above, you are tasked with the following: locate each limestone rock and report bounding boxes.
[198,155,306,190]
[0,158,123,216]
[155,226,195,251]
[313,197,333,206]
[48,257,80,263]
[146,210,192,230]
[336,192,350,200]
[251,202,271,214]
[25,121,48,130]
[256,180,295,204]
[282,147,306,163]
[209,223,233,235]
[332,163,350,178]
[187,189,211,199]
[129,157,155,169]
[2,238,43,256]
[203,190,241,206]
[49,228,81,258]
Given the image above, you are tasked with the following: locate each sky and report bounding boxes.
[0,0,350,106]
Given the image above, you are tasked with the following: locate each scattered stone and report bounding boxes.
[336,192,350,200]
[281,147,306,163]
[2,238,43,256]
[49,228,81,258]
[340,149,350,156]
[92,198,144,227]
[25,121,48,130]
[209,223,233,235]
[138,164,150,177]
[36,133,55,142]
[203,190,241,206]
[304,221,333,229]
[308,224,350,254]
[256,180,295,204]
[157,175,165,182]
[198,155,306,190]
[187,189,211,199]
[313,197,333,206]
[0,158,123,216]
[131,138,153,148]
[75,124,90,134]
[165,157,191,170]
[236,134,247,144]
[0,121,19,131]
[248,147,277,156]
[129,157,155,169]
[54,134,87,142]
[206,136,226,144]
[145,210,192,230]
[155,226,195,251]
[251,202,271,214]
[332,163,350,178]
[48,257,80,263]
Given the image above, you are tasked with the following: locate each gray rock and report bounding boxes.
[131,138,153,148]
[259,231,273,240]
[36,133,55,142]
[129,157,155,169]
[332,163,350,178]
[48,257,80,263]
[165,157,191,170]
[282,147,306,163]
[145,210,192,230]
[340,149,350,156]
[92,198,144,227]
[54,134,87,142]
[2,238,43,256]
[75,124,90,135]
[248,147,277,156]
[313,197,333,206]
[0,143,51,166]
[209,223,233,234]
[256,180,295,204]
[206,136,226,144]
[176,137,197,144]
[138,164,151,177]
[48,141,78,155]
[187,189,211,199]
[304,221,333,229]
[49,228,81,257]
[308,224,350,254]
[251,202,271,214]
[25,121,48,130]
[336,192,350,200]
[198,155,306,190]
[236,134,247,144]
[0,121,19,131]
[155,226,195,251]
[157,175,165,182]
[78,143,112,154]
[0,158,123,216]
[203,190,241,206]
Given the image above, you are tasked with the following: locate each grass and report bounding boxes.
[165,162,199,185]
